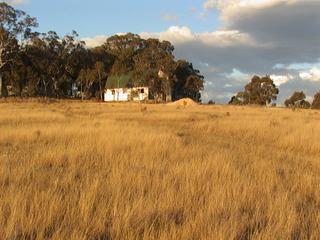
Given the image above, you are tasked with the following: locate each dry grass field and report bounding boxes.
[0,100,320,240]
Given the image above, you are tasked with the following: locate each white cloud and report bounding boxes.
[225,69,251,82]
[140,26,258,47]
[215,92,234,100]
[274,62,320,71]
[140,26,195,43]
[270,74,294,86]
[306,95,313,103]
[203,0,290,11]
[82,26,255,49]
[82,35,107,48]
[299,68,320,82]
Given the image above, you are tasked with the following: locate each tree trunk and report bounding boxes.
[99,80,102,102]
[98,70,102,101]
[81,82,83,101]
[0,73,2,98]
[43,78,47,98]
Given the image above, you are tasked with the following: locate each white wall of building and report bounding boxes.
[104,87,149,102]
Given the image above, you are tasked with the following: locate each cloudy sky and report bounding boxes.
[6,0,320,103]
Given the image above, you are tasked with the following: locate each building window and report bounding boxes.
[140,88,144,94]
[111,90,115,95]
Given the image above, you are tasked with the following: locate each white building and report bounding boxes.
[104,71,172,102]
[104,87,149,102]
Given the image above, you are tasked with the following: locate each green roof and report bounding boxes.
[106,74,132,89]
[106,71,153,89]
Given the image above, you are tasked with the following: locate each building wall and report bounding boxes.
[104,87,149,102]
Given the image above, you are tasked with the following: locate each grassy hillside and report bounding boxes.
[0,101,319,239]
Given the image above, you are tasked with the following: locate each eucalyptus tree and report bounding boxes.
[24,30,89,97]
[174,60,204,102]
[76,68,97,100]
[0,2,37,97]
[230,76,279,105]
[24,33,58,97]
[312,92,320,109]
[133,38,176,101]
[59,31,87,93]
[104,33,143,74]
[94,61,107,101]
[284,91,310,109]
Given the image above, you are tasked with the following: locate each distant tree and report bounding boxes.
[94,61,107,101]
[77,69,86,100]
[312,92,320,109]
[229,95,242,105]
[76,68,96,100]
[0,2,38,97]
[104,33,143,74]
[91,46,114,74]
[229,75,279,105]
[21,31,90,97]
[103,34,204,102]
[25,32,61,97]
[60,31,88,96]
[77,69,87,100]
[284,91,310,109]
[0,4,204,101]
[174,60,204,102]
[208,100,215,105]
[4,52,30,96]
[133,38,176,101]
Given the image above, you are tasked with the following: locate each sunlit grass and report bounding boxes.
[0,100,319,239]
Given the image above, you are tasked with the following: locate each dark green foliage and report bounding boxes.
[173,60,204,102]
[0,4,204,102]
[0,2,38,97]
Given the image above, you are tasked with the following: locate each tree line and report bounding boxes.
[2,3,319,107]
[228,75,320,109]
[0,3,204,102]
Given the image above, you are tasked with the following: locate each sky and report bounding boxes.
[5,0,320,103]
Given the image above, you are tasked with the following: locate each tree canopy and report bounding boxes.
[229,76,279,106]
[284,91,310,109]
[0,2,38,97]
[312,92,320,109]
[0,4,204,102]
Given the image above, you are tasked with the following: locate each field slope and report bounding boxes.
[0,101,319,239]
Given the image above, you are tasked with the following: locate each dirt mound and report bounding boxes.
[168,98,198,106]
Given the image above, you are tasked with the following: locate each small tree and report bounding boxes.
[174,60,204,102]
[230,75,279,105]
[208,99,215,105]
[312,92,320,109]
[284,91,310,109]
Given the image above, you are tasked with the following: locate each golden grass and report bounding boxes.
[0,101,320,239]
